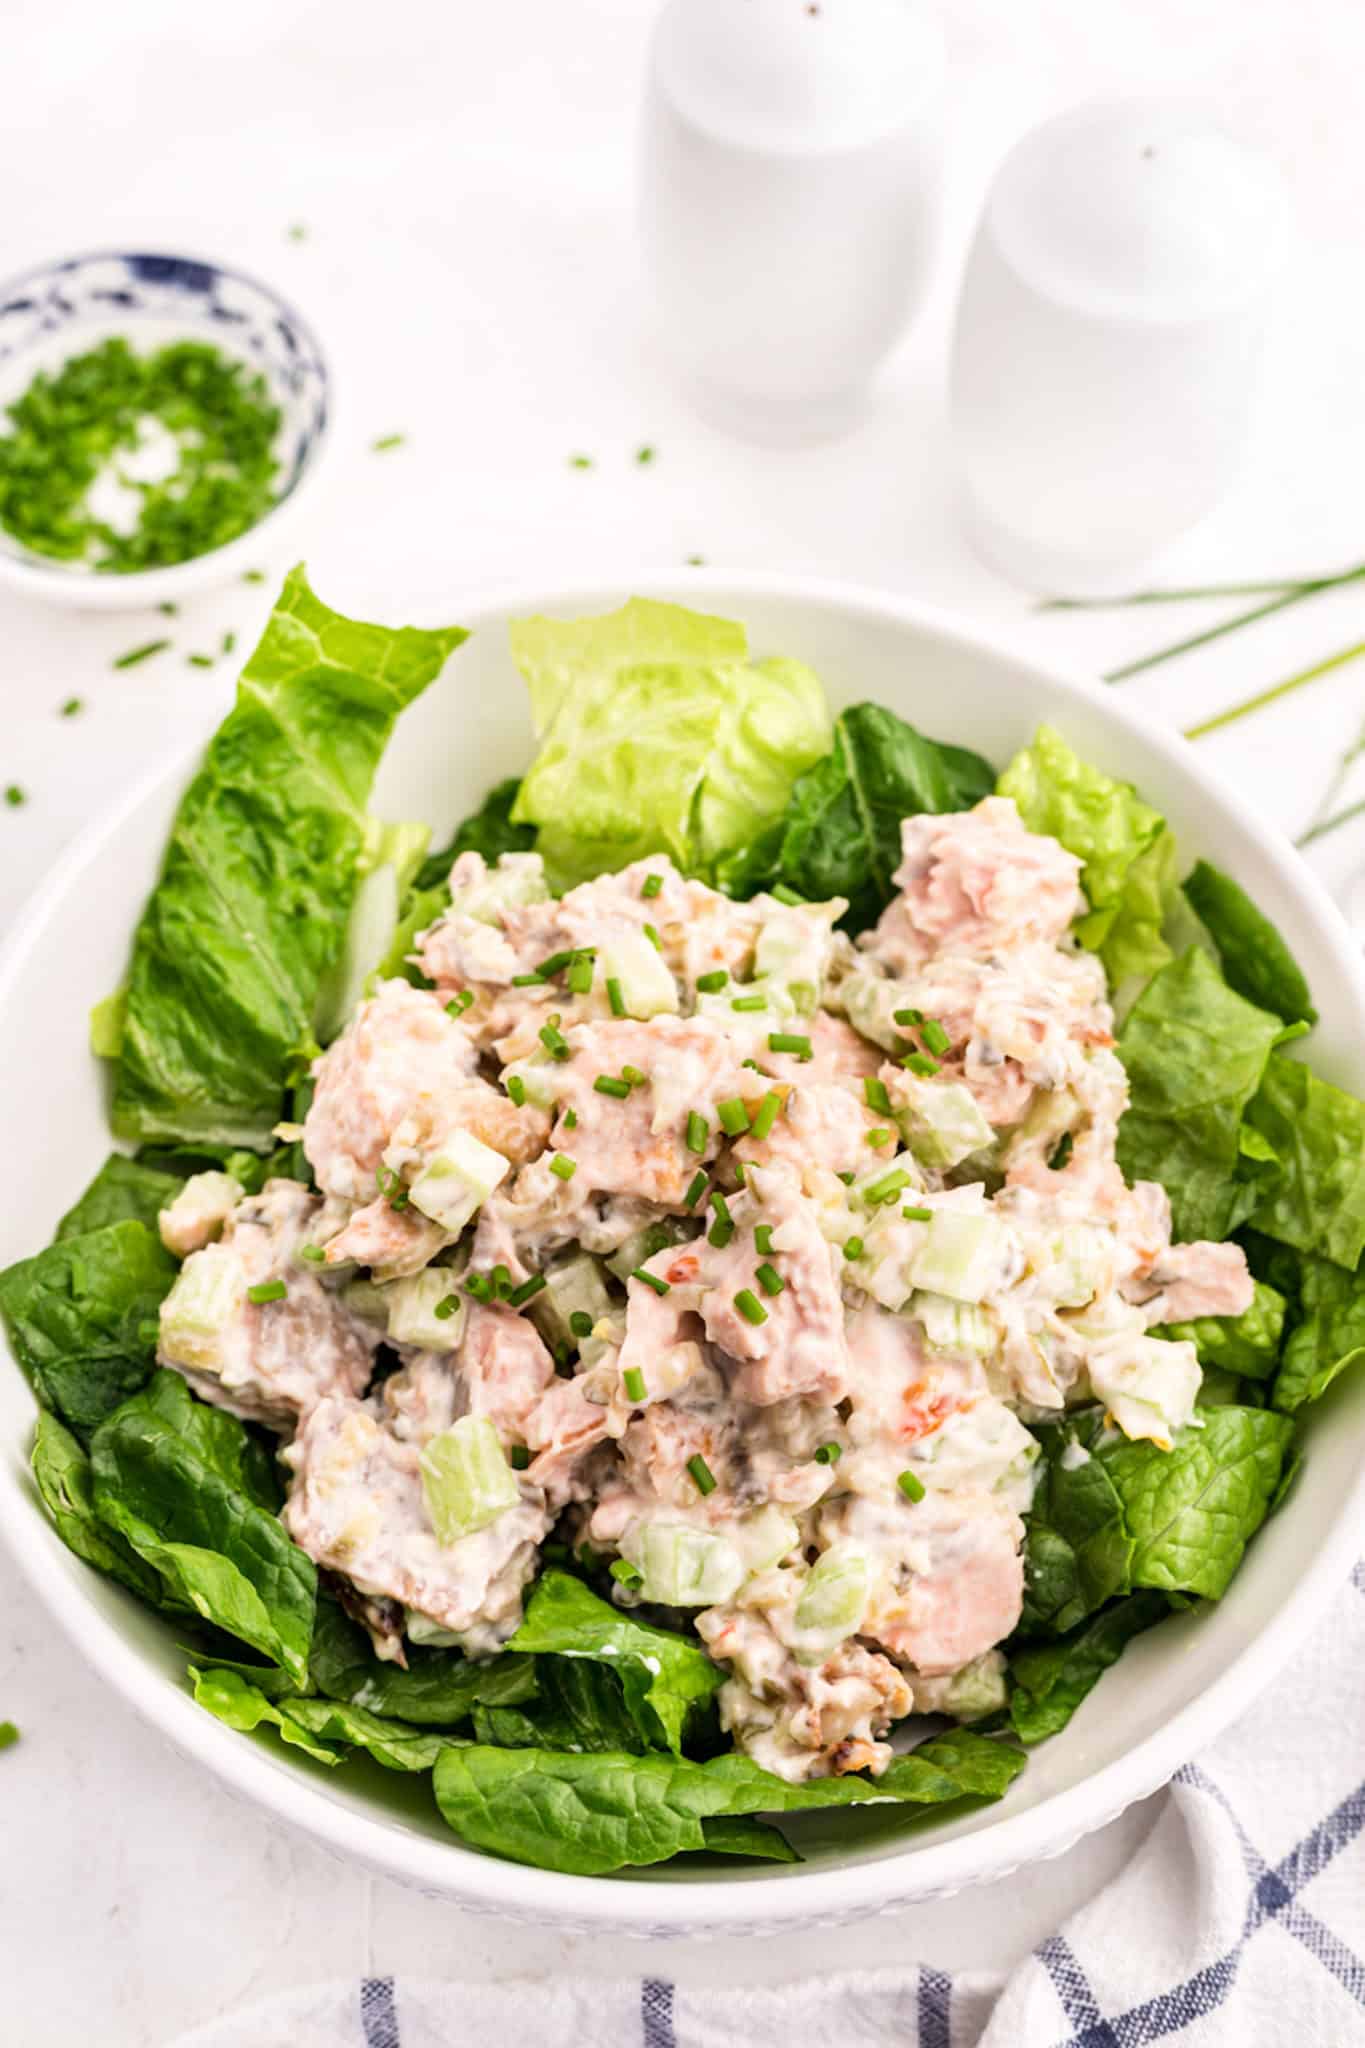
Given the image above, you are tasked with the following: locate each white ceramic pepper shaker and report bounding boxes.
[949,99,1291,595]
[638,0,946,443]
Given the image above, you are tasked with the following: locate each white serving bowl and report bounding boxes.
[2,571,1363,1937]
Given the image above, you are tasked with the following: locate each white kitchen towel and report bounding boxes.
[168,1560,1365,2047]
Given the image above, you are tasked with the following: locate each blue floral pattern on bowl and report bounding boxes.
[0,249,330,576]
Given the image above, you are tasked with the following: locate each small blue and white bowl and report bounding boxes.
[0,249,331,610]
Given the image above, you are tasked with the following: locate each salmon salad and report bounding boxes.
[8,584,1348,1874]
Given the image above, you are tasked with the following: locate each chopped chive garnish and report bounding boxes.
[508,1273,547,1307]
[898,1468,926,1503]
[491,1265,512,1296]
[242,569,265,583]
[372,433,406,452]
[509,1444,531,1470]
[814,1441,842,1465]
[623,1366,647,1403]
[767,1032,812,1059]
[837,1169,855,1185]
[866,1127,894,1148]
[59,696,84,717]
[708,1190,734,1248]
[921,1018,951,1055]
[187,653,214,669]
[893,1007,924,1027]
[550,1153,577,1181]
[750,1091,781,1141]
[733,1161,747,1184]
[594,1073,631,1099]
[564,1107,578,1129]
[696,969,728,993]
[570,1309,595,1340]
[636,445,657,466]
[539,1020,570,1060]
[742,1059,761,1072]
[376,1164,409,1210]
[621,1064,647,1088]
[641,872,663,898]
[247,1279,287,1305]
[717,1097,751,1135]
[606,975,626,1017]
[297,1243,326,1265]
[755,1262,784,1297]
[864,1168,911,1206]
[687,1453,717,1496]
[538,949,575,976]
[222,631,236,656]
[684,1169,708,1208]
[632,1267,670,1296]
[611,1558,643,1589]
[446,990,474,1015]
[567,955,594,995]
[864,1076,893,1113]
[771,884,806,906]
[465,1274,494,1302]
[643,922,662,949]
[506,1074,527,1106]
[754,1224,774,1254]
[4,785,24,807]
[731,994,766,1012]
[114,639,170,669]
[843,1235,864,1260]
[686,1110,709,1153]
[902,1204,933,1222]
[734,1288,768,1326]
[434,1294,460,1320]
[569,452,594,469]
[902,1051,941,1076]
[511,971,545,987]
[158,600,179,615]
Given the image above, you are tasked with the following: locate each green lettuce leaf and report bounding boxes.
[191,1665,463,1772]
[997,725,1174,986]
[1244,1054,1365,1271]
[1182,861,1317,1027]
[1269,1250,1365,1412]
[307,1595,535,1726]
[719,703,996,933]
[508,599,831,888]
[110,567,467,1149]
[473,1657,646,1755]
[696,1816,801,1863]
[1009,1592,1171,1744]
[432,1727,1024,1875]
[1115,949,1285,1242]
[90,1371,315,1683]
[30,1410,171,1605]
[507,1570,721,1753]
[1159,1279,1287,1382]
[0,1219,177,1434]
[1019,1412,1132,1636]
[56,1156,186,1241]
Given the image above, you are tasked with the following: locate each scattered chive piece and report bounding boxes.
[866,1127,894,1148]
[539,1020,570,1060]
[636,445,656,466]
[708,1190,734,1248]
[836,1169,855,1186]
[0,1722,18,1750]
[686,553,705,566]
[755,1262,784,1297]
[696,969,728,993]
[902,1052,941,1076]
[570,1310,595,1340]
[508,1272,547,1307]
[567,954,594,995]
[864,1076,893,1113]
[643,922,661,949]
[5,785,26,807]
[611,1558,643,1589]
[563,1107,578,1129]
[59,696,84,718]
[687,1453,717,1496]
[538,949,575,976]
[632,1267,670,1296]
[843,1235,864,1260]
[921,1018,951,1055]
[733,1161,747,1184]
[864,1168,911,1206]
[242,569,265,584]
[287,223,308,241]
[506,1074,527,1107]
[465,1273,494,1303]
[767,1032,812,1059]
[569,453,594,469]
[742,1058,761,1072]
[771,883,806,906]
[684,1169,708,1208]
[893,1007,924,1028]
[376,1164,409,1210]
[902,1204,933,1222]
[157,600,179,615]
[434,1294,460,1320]
[641,871,664,898]
[686,1110,709,1153]
[113,639,170,670]
[623,1365,647,1403]
[247,1279,287,1305]
[606,976,626,1017]
[621,1064,647,1088]
[509,1444,531,1470]
[446,990,475,1015]
[717,1097,751,1135]
[594,1074,631,1099]
[734,1288,768,1326]
[187,653,214,668]
[814,1441,842,1465]
[372,433,406,452]
[898,1468,926,1504]
[491,1265,512,1296]
[512,971,545,987]
[750,1091,781,1142]
[222,630,236,656]
[297,1243,326,1265]
[754,1224,774,1254]
[550,1153,577,1181]
[730,994,765,1012]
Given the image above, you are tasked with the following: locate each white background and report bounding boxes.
[1,1,1363,2041]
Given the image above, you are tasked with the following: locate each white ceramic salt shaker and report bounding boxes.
[949,99,1291,595]
[638,0,947,443]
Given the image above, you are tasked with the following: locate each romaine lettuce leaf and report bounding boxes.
[473,1657,646,1755]
[432,1727,1024,1874]
[1009,1591,1170,1744]
[1019,1412,1132,1636]
[56,1156,186,1240]
[508,600,831,888]
[90,1370,315,1683]
[0,1219,176,1434]
[1268,1249,1365,1412]
[30,1410,171,1605]
[1244,1054,1365,1271]
[191,1665,463,1772]
[307,1595,535,1725]
[1182,861,1317,1027]
[719,702,996,934]
[110,568,467,1149]
[1159,1279,1287,1382]
[1116,949,1286,1242]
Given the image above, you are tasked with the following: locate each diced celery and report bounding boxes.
[342,1277,391,1325]
[1087,1333,1200,1450]
[1041,1226,1110,1309]
[381,1268,467,1349]
[912,1290,997,1359]
[158,1244,247,1371]
[623,1520,744,1606]
[915,1399,1039,1499]
[837,972,903,1054]
[500,1055,562,1110]
[892,1074,994,1171]
[791,1544,870,1659]
[732,1504,799,1576]
[407,1130,509,1232]
[604,1217,693,1283]
[420,1416,520,1544]
[597,930,679,1018]
[527,1252,614,1352]
[449,851,550,925]
[157,1170,243,1256]
[919,1651,1008,1721]
[907,1210,1017,1304]
[404,1610,464,1647]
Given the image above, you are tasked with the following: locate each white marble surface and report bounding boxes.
[1,1,1363,2041]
